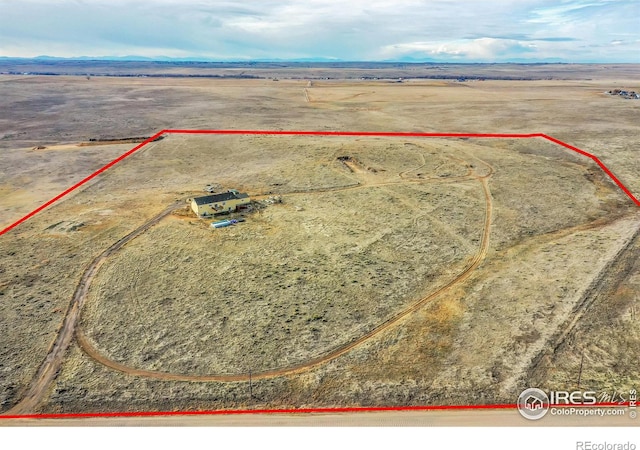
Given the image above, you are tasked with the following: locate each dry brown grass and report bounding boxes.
[80,162,482,376]
[1,69,639,414]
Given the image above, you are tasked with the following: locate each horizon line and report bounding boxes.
[1,56,639,65]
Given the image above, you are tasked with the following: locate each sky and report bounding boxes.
[0,0,638,62]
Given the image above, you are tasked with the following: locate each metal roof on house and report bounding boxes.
[192,191,249,205]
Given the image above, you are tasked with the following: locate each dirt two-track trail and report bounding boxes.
[6,202,182,415]
[7,156,494,414]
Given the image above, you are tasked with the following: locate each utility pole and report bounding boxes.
[249,369,253,400]
[577,351,584,388]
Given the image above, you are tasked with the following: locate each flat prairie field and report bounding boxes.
[0,69,639,414]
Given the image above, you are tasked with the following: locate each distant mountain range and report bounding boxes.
[0,55,573,64]
[1,55,349,63]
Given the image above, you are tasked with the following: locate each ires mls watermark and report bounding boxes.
[517,387,637,421]
[518,388,550,420]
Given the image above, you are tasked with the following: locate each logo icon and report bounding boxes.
[518,388,550,420]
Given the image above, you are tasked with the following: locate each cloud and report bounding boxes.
[380,38,536,61]
[0,0,637,61]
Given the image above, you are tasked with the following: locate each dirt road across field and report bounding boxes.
[5,202,183,416]
[72,158,493,383]
[4,151,493,414]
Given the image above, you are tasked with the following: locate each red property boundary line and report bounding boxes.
[1,130,638,238]
[0,402,630,421]
[0,129,638,420]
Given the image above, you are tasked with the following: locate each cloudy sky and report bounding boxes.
[0,0,638,62]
